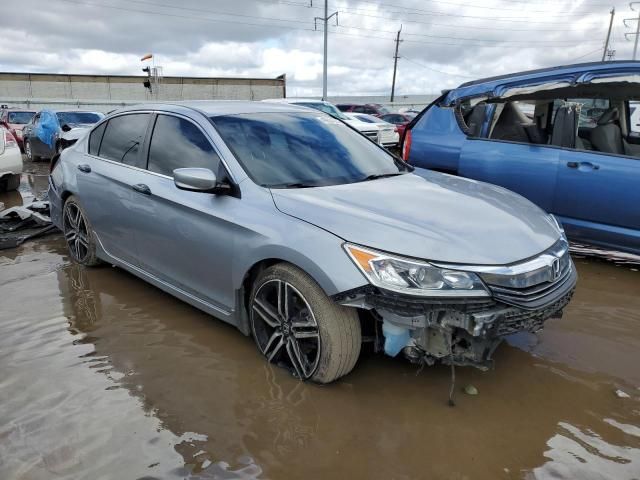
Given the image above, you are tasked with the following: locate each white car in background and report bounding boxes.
[345,113,399,147]
[263,98,381,144]
[0,126,22,192]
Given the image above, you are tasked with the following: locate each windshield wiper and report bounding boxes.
[359,172,404,182]
[267,182,317,189]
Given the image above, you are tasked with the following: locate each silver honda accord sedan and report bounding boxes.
[48,101,577,384]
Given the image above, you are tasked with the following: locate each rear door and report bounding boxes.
[129,113,238,311]
[77,113,152,265]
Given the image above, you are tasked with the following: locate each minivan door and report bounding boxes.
[129,113,238,312]
[553,148,640,250]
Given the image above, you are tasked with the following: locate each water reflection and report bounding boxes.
[1,235,639,479]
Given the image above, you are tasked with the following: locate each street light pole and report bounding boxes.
[314,1,338,100]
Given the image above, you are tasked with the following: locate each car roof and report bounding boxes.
[113,100,315,117]
[445,60,640,104]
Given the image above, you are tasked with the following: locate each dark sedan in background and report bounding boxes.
[22,109,104,161]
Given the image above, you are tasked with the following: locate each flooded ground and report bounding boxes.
[1,164,639,479]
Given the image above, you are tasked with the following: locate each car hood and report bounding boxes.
[271,169,560,265]
[343,117,379,132]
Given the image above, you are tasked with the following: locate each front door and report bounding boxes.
[553,149,640,252]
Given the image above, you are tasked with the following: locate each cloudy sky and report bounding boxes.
[1,0,637,97]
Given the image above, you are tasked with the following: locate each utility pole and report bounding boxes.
[603,8,615,61]
[626,2,640,60]
[313,1,338,100]
[390,25,403,103]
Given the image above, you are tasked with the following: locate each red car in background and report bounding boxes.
[0,108,36,152]
[380,112,416,139]
[336,103,392,117]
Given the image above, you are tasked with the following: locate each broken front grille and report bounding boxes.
[486,263,576,310]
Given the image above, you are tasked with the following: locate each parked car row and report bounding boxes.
[402,60,640,256]
[0,106,104,161]
[49,100,576,384]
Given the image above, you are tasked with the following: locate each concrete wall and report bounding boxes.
[0,72,286,112]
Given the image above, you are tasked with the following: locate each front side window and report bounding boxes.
[296,102,349,120]
[99,113,150,166]
[211,112,408,188]
[147,115,220,177]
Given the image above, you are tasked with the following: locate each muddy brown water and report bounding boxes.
[1,168,639,479]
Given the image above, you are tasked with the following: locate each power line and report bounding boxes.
[50,0,604,49]
[346,0,617,15]
[401,56,474,78]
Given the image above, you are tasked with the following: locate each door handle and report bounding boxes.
[567,161,599,170]
[132,183,151,195]
[77,164,91,173]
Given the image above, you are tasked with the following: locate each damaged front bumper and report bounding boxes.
[334,251,577,370]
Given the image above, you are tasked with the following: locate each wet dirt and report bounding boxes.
[1,167,639,480]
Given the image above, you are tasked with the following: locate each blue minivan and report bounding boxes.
[403,61,640,255]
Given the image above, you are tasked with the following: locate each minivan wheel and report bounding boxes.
[62,196,100,266]
[250,263,361,383]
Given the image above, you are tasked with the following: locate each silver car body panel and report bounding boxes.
[272,169,560,265]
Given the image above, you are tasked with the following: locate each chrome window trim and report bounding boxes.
[83,109,238,184]
[432,239,568,276]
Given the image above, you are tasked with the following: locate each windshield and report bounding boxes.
[7,111,35,124]
[56,112,103,125]
[211,112,408,188]
[295,102,349,120]
[375,105,392,114]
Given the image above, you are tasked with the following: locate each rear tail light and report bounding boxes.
[3,128,17,148]
[402,128,412,162]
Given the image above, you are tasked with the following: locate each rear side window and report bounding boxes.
[99,114,150,167]
[88,122,106,155]
[147,115,220,177]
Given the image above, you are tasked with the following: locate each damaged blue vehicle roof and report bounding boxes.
[443,61,640,105]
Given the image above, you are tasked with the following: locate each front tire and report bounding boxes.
[62,196,100,266]
[250,263,361,384]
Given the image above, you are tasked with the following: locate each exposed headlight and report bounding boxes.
[344,244,490,297]
[549,214,567,239]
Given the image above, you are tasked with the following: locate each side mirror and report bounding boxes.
[61,123,72,132]
[173,168,225,193]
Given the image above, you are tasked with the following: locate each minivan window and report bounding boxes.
[211,112,407,188]
[147,115,220,177]
[88,122,107,156]
[99,114,149,167]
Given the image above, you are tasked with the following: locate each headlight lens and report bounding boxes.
[549,214,567,239]
[344,244,489,297]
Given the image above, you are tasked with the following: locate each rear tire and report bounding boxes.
[0,174,21,192]
[62,196,100,267]
[250,263,361,384]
